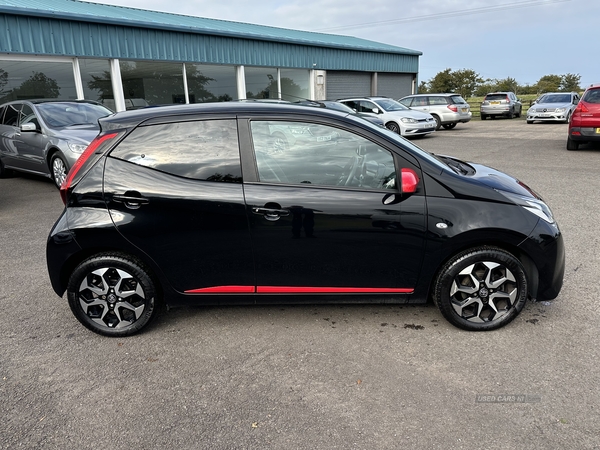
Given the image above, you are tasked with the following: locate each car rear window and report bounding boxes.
[485,94,508,101]
[110,119,242,182]
[450,95,467,104]
[582,89,600,104]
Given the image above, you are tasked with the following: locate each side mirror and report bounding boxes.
[20,122,37,132]
[372,108,380,114]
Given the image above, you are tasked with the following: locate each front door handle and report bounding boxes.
[252,207,290,221]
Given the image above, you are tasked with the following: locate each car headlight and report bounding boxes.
[68,142,89,153]
[400,117,417,124]
[555,108,566,113]
[498,190,555,224]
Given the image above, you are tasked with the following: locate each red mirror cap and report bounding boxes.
[401,168,419,194]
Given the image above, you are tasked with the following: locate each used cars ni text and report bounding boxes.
[0,100,113,186]
[47,102,564,336]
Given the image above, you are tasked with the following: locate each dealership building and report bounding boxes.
[0,0,422,112]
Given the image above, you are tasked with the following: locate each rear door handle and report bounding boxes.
[113,192,149,209]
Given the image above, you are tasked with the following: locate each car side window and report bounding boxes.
[110,119,242,182]
[414,97,428,106]
[399,98,412,107]
[250,120,397,190]
[2,104,21,126]
[429,97,447,105]
[19,105,39,128]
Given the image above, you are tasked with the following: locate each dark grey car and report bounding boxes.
[0,100,112,186]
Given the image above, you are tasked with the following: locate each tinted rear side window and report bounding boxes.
[450,95,467,104]
[583,89,600,104]
[428,97,447,105]
[110,119,242,182]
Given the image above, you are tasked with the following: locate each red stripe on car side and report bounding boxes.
[185,286,255,294]
[256,286,414,294]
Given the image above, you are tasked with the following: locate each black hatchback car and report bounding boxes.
[47,102,564,336]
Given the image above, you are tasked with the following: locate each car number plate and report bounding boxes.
[596,128,600,134]
[539,113,550,117]
[461,108,468,112]
[490,101,500,105]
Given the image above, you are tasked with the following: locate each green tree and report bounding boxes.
[452,69,483,98]
[561,73,581,92]
[417,80,429,94]
[7,71,60,100]
[496,77,519,94]
[536,74,562,94]
[428,68,455,93]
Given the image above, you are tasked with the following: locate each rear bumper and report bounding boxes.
[569,127,600,142]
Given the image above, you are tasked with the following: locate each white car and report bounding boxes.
[338,97,436,137]
[527,92,580,124]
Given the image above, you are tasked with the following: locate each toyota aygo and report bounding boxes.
[47,102,565,336]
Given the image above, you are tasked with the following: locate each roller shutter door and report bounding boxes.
[326,71,372,100]
[377,74,414,99]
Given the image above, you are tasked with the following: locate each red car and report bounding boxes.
[567,84,600,150]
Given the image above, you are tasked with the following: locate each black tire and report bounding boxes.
[385,121,401,135]
[432,115,441,130]
[564,112,571,124]
[433,247,528,331]
[566,137,579,151]
[67,254,158,336]
[516,107,521,118]
[50,153,69,188]
[527,120,533,124]
[442,123,457,130]
[480,114,487,120]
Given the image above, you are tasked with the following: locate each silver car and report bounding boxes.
[526,92,580,124]
[338,97,436,137]
[398,93,472,130]
[480,92,522,120]
[0,100,112,186]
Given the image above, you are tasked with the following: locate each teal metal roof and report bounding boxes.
[0,0,421,55]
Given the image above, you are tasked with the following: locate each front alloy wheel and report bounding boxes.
[51,154,68,188]
[385,122,401,134]
[67,254,157,336]
[433,247,528,331]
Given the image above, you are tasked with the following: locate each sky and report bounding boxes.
[84,0,598,88]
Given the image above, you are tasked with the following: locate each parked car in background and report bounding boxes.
[47,102,564,336]
[480,92,522,120]
[399,93,472,130]
[295,100,385,127]
[0,100,113,186]
[527,92,580,124]
[567,84,600,150]
[337,97,436,137]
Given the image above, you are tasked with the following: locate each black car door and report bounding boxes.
[241,117,427,296]
[103,117,255,294]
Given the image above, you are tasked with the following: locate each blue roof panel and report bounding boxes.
[0,0,421,55]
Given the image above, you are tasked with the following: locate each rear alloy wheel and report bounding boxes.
[442,123,457,130]
[67,254,158,336]
[433,247,528,331]
[566,137,579,151]
[385,122,401,134]
[51,154,69,188]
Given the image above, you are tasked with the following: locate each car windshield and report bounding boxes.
[36,102,113,128]
[373,98,410,111]
[540,94,571,103]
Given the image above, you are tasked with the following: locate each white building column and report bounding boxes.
[110,59,126,112]
[72,58,84,100]
[236,66,246,100]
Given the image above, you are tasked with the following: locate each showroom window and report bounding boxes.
[245,67,279,99]
[118,60,186,109]
[279,69,310,102]
[0,59,76,103]
[186,64,238,103]
[79,59,114,108]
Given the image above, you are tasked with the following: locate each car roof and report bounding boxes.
[98,101,359,130]
[402,93,460,98]
[0,99,104,106]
